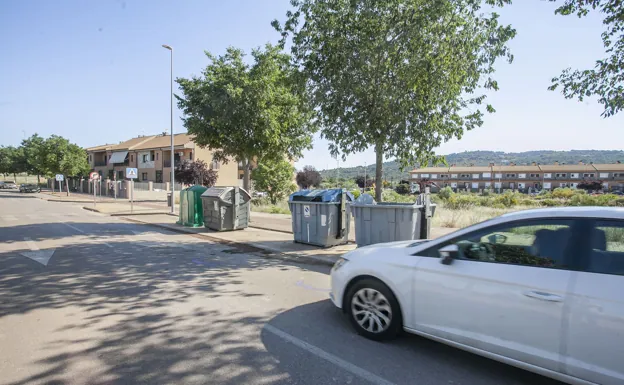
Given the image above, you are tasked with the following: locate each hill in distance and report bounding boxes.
[318,150,624,181]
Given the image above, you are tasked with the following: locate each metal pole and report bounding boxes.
[93,180,96,208]
[131,179,134,214]
[364,162,367,193]
[163,44,175,214]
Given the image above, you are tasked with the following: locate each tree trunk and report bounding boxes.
[375,140,383,202]
[66,178,70,196]
[37,175,40,185]
[243,158,251,192]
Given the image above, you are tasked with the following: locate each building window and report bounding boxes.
[421,174,430,178]
[440,174,449,179]
[155,170,163,183]
[544,173,552,179]
[431,174,438,179]
[482,173,491,178]
[117,171,124,180]
[451,174,458,178]
[555,173,567,178]
[142,172,148,181]
[239,173,244,180]
[599,173,609,178]
[583,173,595,178]
[495,173,502,178]
[472,174,479,179]
[142,154,148,163]
[156,153,159,161]
[518,174,526,179]
[211,159,220,170]
[460,174,471,178]
[130,155,134,162]
[505,174,517,178]
[189,152,193,160]
[530,173,540,178]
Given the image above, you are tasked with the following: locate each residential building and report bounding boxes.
[410,161,624,193]
[86,133,239,186]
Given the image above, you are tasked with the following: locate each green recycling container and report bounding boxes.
[177,185,208,227]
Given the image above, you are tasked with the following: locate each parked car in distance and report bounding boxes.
[0,181,17,189]
[19,184,41,193]
[330,207,624,385]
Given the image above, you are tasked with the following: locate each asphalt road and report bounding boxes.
[0,190,564,385]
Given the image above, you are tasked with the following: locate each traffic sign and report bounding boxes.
[89,171,100,181]
[126,167,138,179]
[55,174,64,182]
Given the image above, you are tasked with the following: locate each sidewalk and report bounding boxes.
[120,213,352,266]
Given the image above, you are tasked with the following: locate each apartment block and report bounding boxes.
[410,161,624,193]
[86,133,239,186]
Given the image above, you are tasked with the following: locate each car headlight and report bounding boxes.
[332,257,349,271]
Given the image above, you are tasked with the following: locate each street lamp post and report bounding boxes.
[162,44,174,214]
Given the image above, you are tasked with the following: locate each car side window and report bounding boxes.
[583,220,624,276]
[422,219,578,269]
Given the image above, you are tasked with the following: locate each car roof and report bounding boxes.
[497,206,624,221]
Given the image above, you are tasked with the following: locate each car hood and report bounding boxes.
[358,239,430,250]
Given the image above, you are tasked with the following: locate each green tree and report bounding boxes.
[176,44,317,191]
[0,146,23,178]
[251,158,296,204]
[21,134,48,184]
[43,135,90,195]
[274,0,515,201]
[548,1,624,117]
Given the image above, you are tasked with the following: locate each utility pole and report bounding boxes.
[162,44,175,214]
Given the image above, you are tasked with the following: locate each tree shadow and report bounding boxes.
[0,229,329,384]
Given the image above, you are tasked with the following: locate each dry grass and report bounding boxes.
[251,199,291,215]
[432,203,535,229]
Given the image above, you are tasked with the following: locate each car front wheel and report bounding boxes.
[346,278,402,341]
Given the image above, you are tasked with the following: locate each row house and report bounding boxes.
[86,133,239,186]
[410,161,624,193]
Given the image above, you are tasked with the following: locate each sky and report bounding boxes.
[1,0,622,172]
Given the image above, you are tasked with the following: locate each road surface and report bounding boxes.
[0,191,563,385]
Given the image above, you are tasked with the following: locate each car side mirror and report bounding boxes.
[439,244,459,265]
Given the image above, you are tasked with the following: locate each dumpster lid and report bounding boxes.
[200,186,251,200]
[289,189,354,203]
[186,185,208,193]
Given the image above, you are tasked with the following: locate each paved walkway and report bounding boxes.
[120,213,352,266]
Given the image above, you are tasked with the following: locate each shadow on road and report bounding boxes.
[0,227,329,385]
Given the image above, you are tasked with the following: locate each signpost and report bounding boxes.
[89,172,100,208]
[126,168,138,213]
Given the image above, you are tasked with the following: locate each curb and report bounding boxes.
[82,206,170,216]
[248,225,293,235]
[118,216,336,267]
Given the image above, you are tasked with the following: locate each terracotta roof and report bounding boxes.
[592,163,624,171]
[493,165,541,172]
[109,135,157,151]
[538,164,597,172]
[411,167,450,173]
[85,144,113,151]
[448,166,492,173]
[132,133,194,150]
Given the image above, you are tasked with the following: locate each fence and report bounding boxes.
[133,182,150,191]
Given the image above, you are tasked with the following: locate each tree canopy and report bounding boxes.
[296,165,322,189]
[174,159,218,187]
[252,158,296,204]
[176,44,317,191]
[273,0,515,200]
[548,0,624,117]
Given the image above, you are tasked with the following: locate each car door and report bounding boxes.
[565,219,624,385]
[411,218,581,372]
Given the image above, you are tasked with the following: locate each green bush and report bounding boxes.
[491,203,507,209]
[614,198,624,207]
[540,199,561,207]
[569,194,596,206]
[269,205,290,214]
[395,183,411,195]
[383,189,415,203]
[552,188,576,199]
[493,191,522,208]
[519,198,539,207]
[438,186,454,201]
[445,194,479,209]
[480,189,492,197]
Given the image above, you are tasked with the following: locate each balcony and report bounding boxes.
[94,161,107,167]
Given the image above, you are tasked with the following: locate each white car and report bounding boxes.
[330,207,624,385]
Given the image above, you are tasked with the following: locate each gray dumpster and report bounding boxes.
[351,194,436,247]
[289,189,353,247]
[201,186,251,231]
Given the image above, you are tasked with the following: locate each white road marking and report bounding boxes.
[263,324,397,385]
[21,237,56,266]
[24,237,39,251]
[63,223,85,234]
